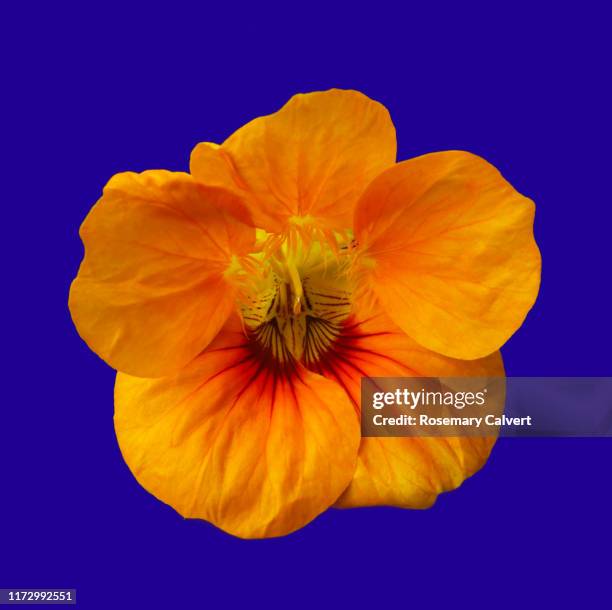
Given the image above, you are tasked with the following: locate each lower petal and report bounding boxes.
[307,311,504,509]
[114,317,360,538]
[337,436,497,509]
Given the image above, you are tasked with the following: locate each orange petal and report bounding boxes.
[307,311,504,509]
[114,317,360,539]
[354,151,541,360]
[69,170,255,377]
[190,89,396,235]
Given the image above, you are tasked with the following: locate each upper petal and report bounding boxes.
[114,317,360,539]
[353,151,541,360]
[306,311,504,509]
[190,89,396,235]
[69,170,255,377]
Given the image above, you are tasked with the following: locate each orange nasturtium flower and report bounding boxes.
[69,89,540,538]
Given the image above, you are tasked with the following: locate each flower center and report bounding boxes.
[240,235,352,365]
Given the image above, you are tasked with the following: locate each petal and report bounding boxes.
[114,317,360,539]
[354,151,541,360]
[69,170,255,377]
[307,311,504,509]
[190,89,396,235]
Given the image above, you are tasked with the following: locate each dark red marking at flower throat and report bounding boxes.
[210,316,394,412]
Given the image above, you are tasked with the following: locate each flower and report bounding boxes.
[69,89,541,538]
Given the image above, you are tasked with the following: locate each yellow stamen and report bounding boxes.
[224,255,243,279]
[239,230,353,363]
[285,259,303,315]
[289,214,316,227]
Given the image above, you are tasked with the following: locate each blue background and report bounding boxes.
[3,3,610,607]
